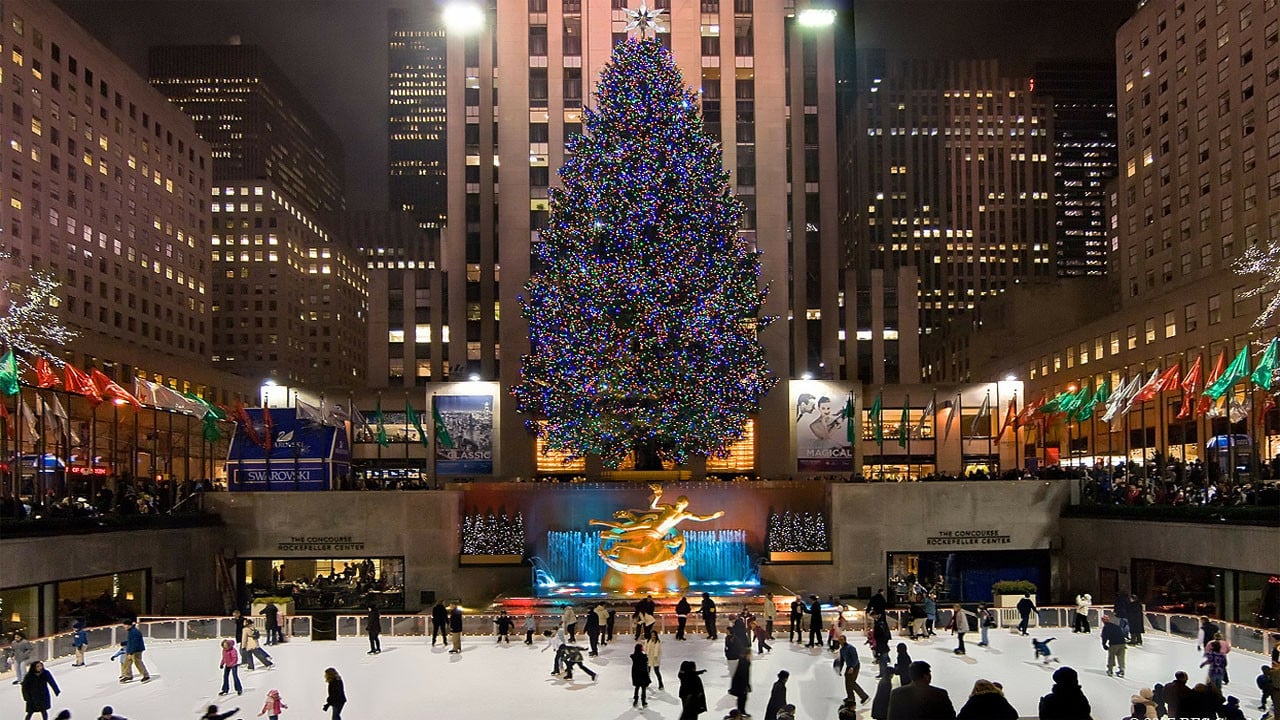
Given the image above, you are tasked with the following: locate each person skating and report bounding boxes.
[955,679,1018,720]
[1219,694,1246,720]
[322,667,346,720]
[448,603,464,654]
[630,643,651,707]
[923,594,937,637]
[606,607,617,643]
[523,615,537,645]
[763,670,788,720]
[867,589,887,618]
[258,688,288,720]
[788,597,803,643]
[751,617,771,654]
[218,639,243,696]
[675,596,691,640]
[1037,666,1092,720]
[562,604,578,643]
[1200,639,1228,693]
[835,633,871,705]
[260,602,283,646]
[949,604,974,655]
[1101,614,1126,678]
[70,622,88,667]
[1033,636,1059,664]
[11,632,34,684]
[646,632,665,690]
[1196,615,1221,651]
[1015,593,1036,636]
[561,642,596,681]
[1259,665,1277,713]
[242,622,274,670]
[700,593,718,640]
[593,604,609,647]
[1073,593,1092,633]
[728,648,752,717]
[975,604,992,647]
[21,661,61,720]
[867,675,892,720]
[886,660,956,720]
[1124,597,1144,645]
[430,600,448,646]
[806,595,823,647]
[542,625,567,674]
[200,705,238,720]
[762,593,777,639]
[893,643,912,686]
[872,612,892,672]
[98,706,127,720]
[678,661,707,720]
[494,610,514,644]
[1129,688,1157,719]
[119,620,151,683]
[365,606,381,654]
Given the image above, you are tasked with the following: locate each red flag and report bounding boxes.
[997,398,1018,441]
[1195,350,1227,417]
[1262,393,1277,415]
[1017,394,1046,424]
[34,358,58,388]
[64,364,102,404]
[1130,364,1182,405]
[1176,356,1203,420]
[233,400,264,448]
[89,368,142,408]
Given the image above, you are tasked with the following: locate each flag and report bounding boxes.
[296,398,326,425]
[406,399,429,448]
[1102,375,1143,423]
[48,392,79,445]
[969,393,991,436]
[1250,337,1278,390]
[998,398,1018,440]
[350,405,368,431]
[1092,380,1110,411]
[375,398,389,447]
[843,395,856,443]
[1176,356,1204,419]
[133,378,158,406]
[1069,386,1094,422]
[1130,364,1181,405]
[1205,396,1226,418]
[942,393,960,440]
[185,392,226,420]
[261,406,274,451]
[1037,390,1072,415]
[0,350,18,396]
[143,379,202,415]
[1196,350,1228,417]
[19,398,37,438]
[1261,393,1277,416]
[1228,397,1251,424]
[1203,346,1251,400]
[897,395,909,448]
[868,393,883,444]
[432,399,455,449]
[915,396,935,435]
[325,401,350,427]
[34,358,58,388]
[63,364,100,404]
[233,400,264,448]
[202,414,224,443]
[1018,394,1046,424]
[90,368,141,408]
[33,395,55,436]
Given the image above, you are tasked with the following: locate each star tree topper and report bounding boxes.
[626,2,667,39]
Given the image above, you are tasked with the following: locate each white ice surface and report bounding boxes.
[17,627,1269,720]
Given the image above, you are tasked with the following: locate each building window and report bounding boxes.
[1164,310,1177,338]
[1208,294,1222,324]
[1110,331,1121,355]
[1185,303,1198,333]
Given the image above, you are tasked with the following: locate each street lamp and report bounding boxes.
[442,3,485,35]
[796,8,837,27]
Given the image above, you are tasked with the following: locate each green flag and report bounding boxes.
[406,399,429,448]
[0,350,18,396]
[843,395,855,443]
[1203,345,1251,400]
[1069,386,1094,422]
[1037,390,1071,415]
[375,398,389,447]
[898,396,910,448]
[202,414,223,443]
[1250,338,1279,391]
[432,400,455,450]
[1092,379,1110,408]
[869,393,883,444]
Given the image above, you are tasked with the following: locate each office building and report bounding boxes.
[388,8,449,235]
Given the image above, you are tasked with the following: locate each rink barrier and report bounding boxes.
[2,606,1273,677]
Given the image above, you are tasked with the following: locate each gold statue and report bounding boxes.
[589,484,724,593]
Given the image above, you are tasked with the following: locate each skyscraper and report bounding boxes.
[852,53,1058,336]
[388,8,449,236]
[1032,61,1119,278]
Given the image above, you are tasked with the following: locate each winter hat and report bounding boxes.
[1052,666,1080,687]
[73,620,84,629]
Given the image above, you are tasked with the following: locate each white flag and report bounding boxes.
[19,398,38,439]
[915,397,936,435]
[296,398,326,425]
[969,394,991,436]
[942,393,961,440]
[48,393,80,445]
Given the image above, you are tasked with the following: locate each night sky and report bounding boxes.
[56,0,1137,211]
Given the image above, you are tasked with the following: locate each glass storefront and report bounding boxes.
[242,557,406,612]
[1132,558,1280,627]
[56,570,147,630]
[887,550,1050,604]
[0,585,39,640]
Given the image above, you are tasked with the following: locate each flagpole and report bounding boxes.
[429,392,438,490]
[877,387,884,481]
[931,388,938,479]
[905,394,912,481]
[405,393,410,470]
[994,383,1002,475]
[36,392,47,507]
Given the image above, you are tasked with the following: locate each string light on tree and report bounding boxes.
[460,511,526,556]
[0,251,76,367]
[513,38,776,469]
[1234,238,1280,328]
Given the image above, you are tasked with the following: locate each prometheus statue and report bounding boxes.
[589,483,724,593]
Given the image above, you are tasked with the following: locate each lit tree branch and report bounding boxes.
[0,251,77,368]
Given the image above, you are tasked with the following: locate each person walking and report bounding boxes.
[120,620,151,683]
[806,595,824,648]
[675,596,691,640]
[258,688,287,720]
[260,602,283,646]
[11,632,35,684]
[1037,666,1092,720]
[764,670,789,720]
[762,593,777,639]
[218,639,243,696]
[1101,614,1127,678]
[322,668,346,720]
[950,604,974,655]
[836,633,871,705]
[447,603,464,654]
[975,604,992,647]
[562,604,577,643]
[788,597,803,643]
[430,600,448,646]
[677,660,707,720]
[70,622,88,667]
[1015,593,1036,636]
[886,661,956,720]
[646,632,665,690]
[956,679,1018,720]
[365,606,381,655]
[630,643,651,708]
[699,593,718,640]
[20,661,61,720]
[494,610,514,644]
[729,649,752,717]
[242,622,274,670]
[1073,593,1092,633]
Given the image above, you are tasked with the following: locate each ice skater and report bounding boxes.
[20,661,61,720]
[242,622,274,670]
[1016,593,1037,636]
[630,643,651,707]
[218,639,243,696]
[523,615,537,645]
[561,643,596,681]
[675,596,690,640]
[562,604,577,643]
[764,670,789,720]
[1073,593,1092,633]
[1101,615,1126,677]
[585,605,602,656]
[894,643,912,686]
[494,610,514,644]
[950,603,975,655]
[646,632,665,690]
[365,606,381,654]
[1200,639,1228,693]
[448,603,464,654]
[11,632,34,684]
[258,688,288,720]
[322,668,346,720]
[98,705,127,720]
[751,617,772,654]
[677,660,707,720]
[71,622,88,667]
[200,705,238,720]
[976,603,992,647]
[543,625,567,675]
[788,597,803,643]
[835,634,871,704]
[1033,637,1059,664]
[700,593,718,640]
[806,595,824,647]
[729,649,752,717]
[430,600,448,646]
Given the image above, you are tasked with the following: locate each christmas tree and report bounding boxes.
[514,38,775,469]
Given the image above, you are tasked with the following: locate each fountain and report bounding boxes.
[539,528,758,596]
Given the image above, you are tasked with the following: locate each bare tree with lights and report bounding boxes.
[1234,238,1280,328]
[0,252,76,366]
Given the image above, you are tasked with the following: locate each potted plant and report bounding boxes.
[992,580,1037,608]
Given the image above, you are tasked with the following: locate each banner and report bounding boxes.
[433,395,494,475]
[226,408,351,490]
[791,381,853,472]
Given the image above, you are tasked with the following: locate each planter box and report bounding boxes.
[251,599,295,617]
[995,594,1025,608]
[459,554,524,566]
[768,551,833,564]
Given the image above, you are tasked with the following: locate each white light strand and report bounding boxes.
[0,251,76,368]
[1234,238,1280,328]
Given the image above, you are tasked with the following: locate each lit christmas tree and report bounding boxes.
[514,38,775,469]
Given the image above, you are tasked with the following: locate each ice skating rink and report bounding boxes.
[20,627,1269,719]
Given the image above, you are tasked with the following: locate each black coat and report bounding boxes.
[887,682,957,720]
[21,669,60,712]
[764,679,788,720]
[808,600,823,630]
[676,598,691,616]
[957,692,1019,720]
[326,677,347,706]
[449,608,464,632]
[432,602,448,625]
[367,608,381,636]
[867,592,887,617]
[870,676,894,720]
[631,650,651,687]
[679,669,707,715]
[1038,685,1092,720]
[261,603,279,627]
[699,597,716,619]
[586,611,600,634]
[729,655,751,698]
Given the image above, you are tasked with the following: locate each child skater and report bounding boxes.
[258,689,288,720]
[1032,637,1059,664]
